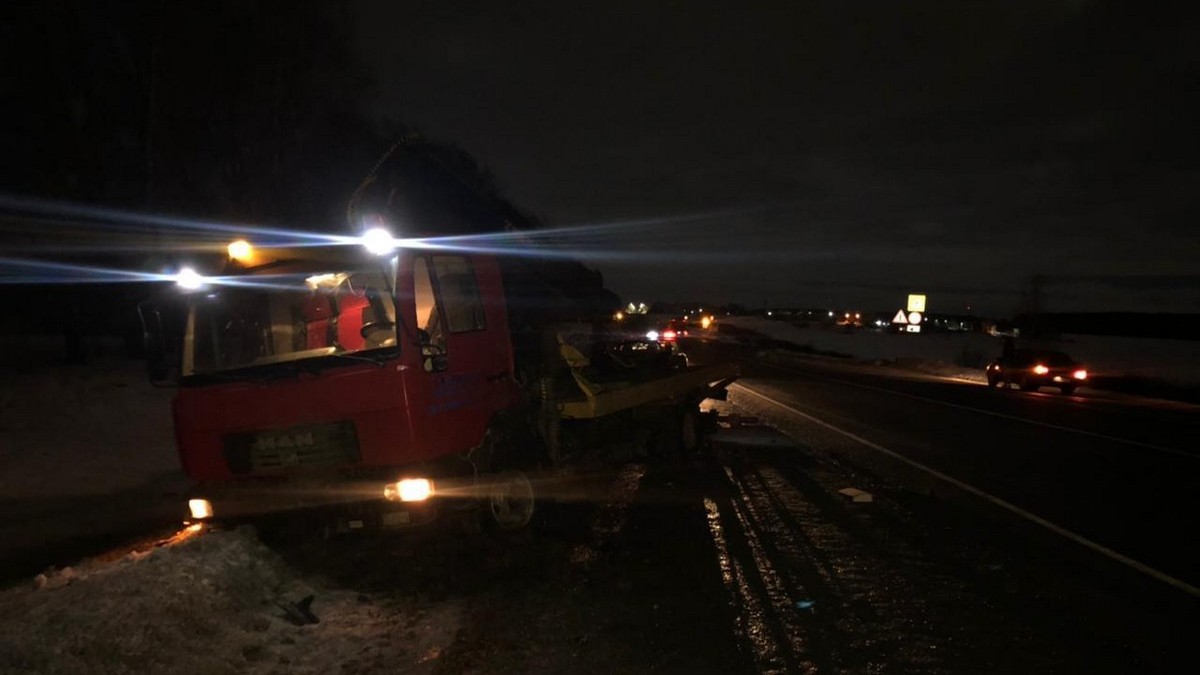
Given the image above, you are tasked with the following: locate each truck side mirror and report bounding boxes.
[138,301,178,385]
[422,347,448,373]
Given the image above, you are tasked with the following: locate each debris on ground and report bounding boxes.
[837,487,874,503]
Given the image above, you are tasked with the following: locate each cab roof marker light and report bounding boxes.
[361,227,398,255]
[175,267,205,290]
[227,239,253,262]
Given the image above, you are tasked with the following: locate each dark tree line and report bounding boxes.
[4,0,388,229]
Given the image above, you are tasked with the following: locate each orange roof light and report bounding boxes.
[227,239,254,263]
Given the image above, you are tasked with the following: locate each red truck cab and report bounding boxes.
[168,246,527,529]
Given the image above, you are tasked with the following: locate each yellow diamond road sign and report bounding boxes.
[907,294,926,313]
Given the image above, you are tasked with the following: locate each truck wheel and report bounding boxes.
[1019,378,1039,392]
[486,470,536,531]
[1059,384,1076,395]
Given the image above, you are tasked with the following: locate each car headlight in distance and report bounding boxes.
[1033,364,1049,375]
[384,478,434,502]
[188,498,213,520]
[1073,369,1088,380]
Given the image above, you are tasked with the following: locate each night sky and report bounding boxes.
[355,1,1198,315]
[2,2,1197,318]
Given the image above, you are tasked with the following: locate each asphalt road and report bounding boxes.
[727,348,1200,591]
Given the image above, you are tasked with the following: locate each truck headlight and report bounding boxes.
[384,478,434,502]
[188,498,213,519]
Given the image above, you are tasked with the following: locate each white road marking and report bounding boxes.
[764,363,1195,460]
[732,383,1200,599]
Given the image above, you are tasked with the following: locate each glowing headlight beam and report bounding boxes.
[0,256,178,285]
[0,257,331,293]
[0,194,349,249]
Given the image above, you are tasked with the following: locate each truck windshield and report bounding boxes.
[182,269,397,376]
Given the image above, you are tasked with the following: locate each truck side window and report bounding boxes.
[413,257,446,351]
[431,256,486,333]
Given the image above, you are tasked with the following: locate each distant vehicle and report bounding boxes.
[986,349,1088,394]
[658,319,690,343]
[593,314,688,372]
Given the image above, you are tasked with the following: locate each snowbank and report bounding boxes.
[723,316,1200,386]
[1050,333,1199,383]
[0,358,179,501]
[0,354,186,569]
[725,316,998,366]
[0,527,460,675]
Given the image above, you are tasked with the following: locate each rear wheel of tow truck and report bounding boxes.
[486,470,537,532]
[475,416,549,535]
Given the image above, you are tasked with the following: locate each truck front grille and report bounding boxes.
[223,421,359,474]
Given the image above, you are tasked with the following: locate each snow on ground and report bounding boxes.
[0,527,460,675]
[0,339,186,566]
[723,316,1200,386]
[0,345,179,501]
[1050,333,1200,383]
[724,315,998,368]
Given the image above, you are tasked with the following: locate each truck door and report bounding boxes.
[410,254,514,457]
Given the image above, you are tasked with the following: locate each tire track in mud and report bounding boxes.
[734,463,959,673]
[707,450,987,674]
[568,463,646,568]
[704,490,822,675]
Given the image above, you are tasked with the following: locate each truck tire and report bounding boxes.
[477,415,547,534]
[1019,378,1039,392]
[486,470,537,531]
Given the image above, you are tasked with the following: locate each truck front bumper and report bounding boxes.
[185,473,473,532]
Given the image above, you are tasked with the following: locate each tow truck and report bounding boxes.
[141,209,737,536]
